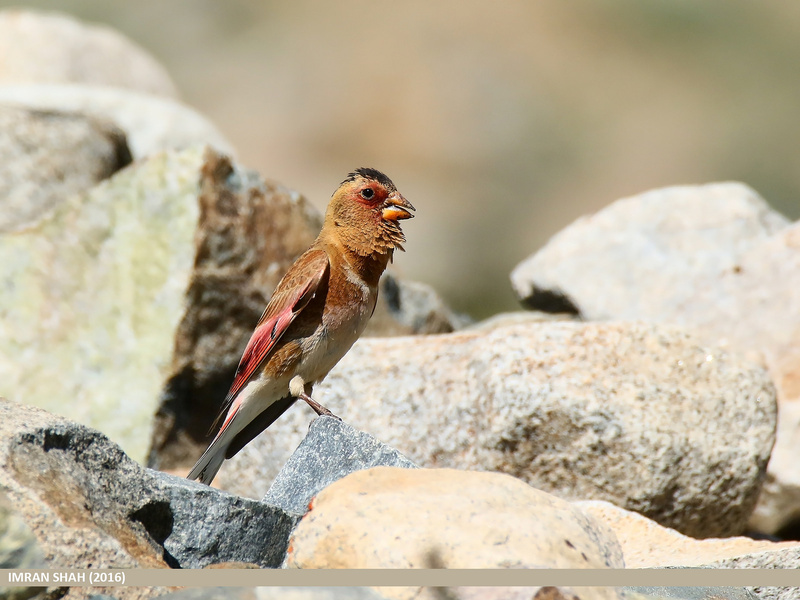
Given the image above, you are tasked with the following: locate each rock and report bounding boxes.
[146,155,463,473]
[0,399,296,572]
[263,416,418,516]
[0,84,234,159]
[510,182,788,321]
[220,320,775,538]
[576,500,800,568]
[0,9,178,97]
[0,145,208,462]
[286,468,624,577]
[509,182,800,536]
[0,105,132,232]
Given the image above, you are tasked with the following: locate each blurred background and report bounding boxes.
[4,0,799,319]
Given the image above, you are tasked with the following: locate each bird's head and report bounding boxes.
[324,167,415,257]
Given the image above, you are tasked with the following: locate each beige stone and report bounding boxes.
[577,500,800,568]
[287,467,622,600]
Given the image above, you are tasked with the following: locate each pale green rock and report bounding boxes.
[0,145,206,463]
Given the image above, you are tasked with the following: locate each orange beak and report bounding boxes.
[381,193,415,221]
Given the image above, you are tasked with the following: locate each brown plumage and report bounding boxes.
[188,168,414,484]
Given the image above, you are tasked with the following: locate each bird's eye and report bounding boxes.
[360,188,375,200]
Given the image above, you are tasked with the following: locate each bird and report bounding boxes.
[187,167,415,485]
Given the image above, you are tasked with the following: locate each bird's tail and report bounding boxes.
[187,395,245,484]
[187,441,227,485]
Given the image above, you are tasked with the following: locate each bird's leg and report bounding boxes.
[299,392,338,418]
[290,375,340,419]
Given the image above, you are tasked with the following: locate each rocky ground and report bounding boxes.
[1,8,800,600]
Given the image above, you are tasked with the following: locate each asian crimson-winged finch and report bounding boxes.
[188,168,415,484]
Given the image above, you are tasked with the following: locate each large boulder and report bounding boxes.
[0,145,211,462]
[220,319,775,538]
[510,182,800,536]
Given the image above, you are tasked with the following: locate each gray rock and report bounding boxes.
[220,320,775,538]
[0,9,178,97]
[0,105,132,232]
[509,182,800,536]
[151,471,298,568]
[0,399,296,572]
[263,416,418,516]
[0,84,233,159]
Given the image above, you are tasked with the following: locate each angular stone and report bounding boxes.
[263,416,418,516]
[0,105,131,232]
[0,145,207,462]
[0,9,179,97]
[0,399,295,572]
[221,320,775,538]
[0,84,234,159]
[510,182,800,536]
[286,467,624,574]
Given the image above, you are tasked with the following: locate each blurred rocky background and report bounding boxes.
[3,4,800,600]
[3,0,799,319]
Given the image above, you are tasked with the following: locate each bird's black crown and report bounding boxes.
[343,167,397,192]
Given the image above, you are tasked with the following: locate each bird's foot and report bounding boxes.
[299,392,340,420]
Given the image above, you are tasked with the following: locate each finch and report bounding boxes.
[188,168,415,484]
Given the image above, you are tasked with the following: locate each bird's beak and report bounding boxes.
[381,193,416,221]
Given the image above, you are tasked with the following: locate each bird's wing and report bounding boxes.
[211,249,330,434]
